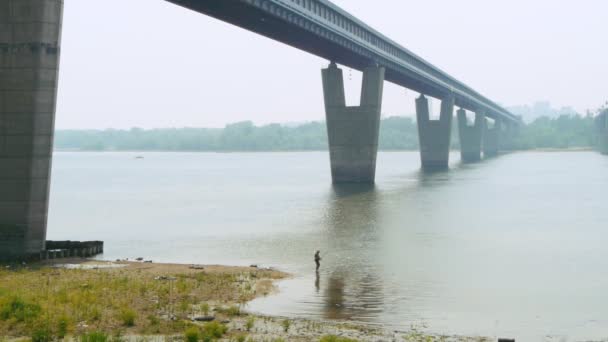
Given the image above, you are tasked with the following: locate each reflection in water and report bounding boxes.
[319,184,384,321]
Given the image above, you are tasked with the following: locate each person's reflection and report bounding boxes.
[324,273,347,320]
[316,183,384,321]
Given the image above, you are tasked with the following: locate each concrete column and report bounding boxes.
[322,62,385,183]
[598,113,608,155]
[416,94,454,170]
[500,122,515,151]
[0,0,63,260]
[457,109,484,163]
[483,118,501,157]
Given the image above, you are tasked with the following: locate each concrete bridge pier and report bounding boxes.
[457,109,484,163]
[416,94,454,170]
[0,0,63,260]
[597,113,608,155]
[322,62,385,183]
[500,122,515,151]
[483,119,501,158]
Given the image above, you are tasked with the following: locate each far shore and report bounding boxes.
[0,259,492,341]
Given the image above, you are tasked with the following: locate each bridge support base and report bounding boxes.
[457,109,483,163]
[416,95,454,170]
[0,0,63,260]
[483,119,501,158]
[322,63,384,183]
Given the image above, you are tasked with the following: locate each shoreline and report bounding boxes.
[0,259,492,341]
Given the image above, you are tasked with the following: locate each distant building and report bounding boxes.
[507,102,579,123]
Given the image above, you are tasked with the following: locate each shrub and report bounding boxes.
[281,319,290,333]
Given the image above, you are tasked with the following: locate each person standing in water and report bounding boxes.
[314,250,322,270]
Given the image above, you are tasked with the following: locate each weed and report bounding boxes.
[202,321,227,339]
[80,331,109,342]
[281,319,291,333]
[319,335,358,342]
[31,328,50,342]
[57,315,69,338]
[118,309,136,327]
[200,302,210,316]
[245,316,255,331]
[184,326,200,342]
[0,296,41,322]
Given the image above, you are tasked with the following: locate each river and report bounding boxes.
[47,151,608,340]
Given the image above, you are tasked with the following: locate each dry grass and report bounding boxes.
[0,260,284,340]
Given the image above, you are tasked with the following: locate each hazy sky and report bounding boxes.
[55,0,608,129]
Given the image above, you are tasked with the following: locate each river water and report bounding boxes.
[47,151,608,340]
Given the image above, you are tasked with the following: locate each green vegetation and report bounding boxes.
[319,336,358,342]
[0,264,282,340]
[79,331,108,342]
[281,319,290,333]
[510,113,598,149]
[245,316,255,332]
[184,326,200,342]
[119,309,136,327]
[54,113,605,152]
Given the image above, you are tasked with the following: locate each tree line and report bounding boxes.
[54,114,601,152]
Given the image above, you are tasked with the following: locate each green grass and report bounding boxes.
[184,326,200,342]
[0,296,41,322]
[80,331,109,342]
[0,266,281,339]
[202,321,227,339]
[119,309,136,327]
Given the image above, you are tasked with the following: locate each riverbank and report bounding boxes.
[0,260,493,341]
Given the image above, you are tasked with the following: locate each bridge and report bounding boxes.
[0,0,560,260]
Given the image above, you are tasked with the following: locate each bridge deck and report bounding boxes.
[166,0,520,124]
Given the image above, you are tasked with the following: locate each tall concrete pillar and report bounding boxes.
[483,118,501,158]
[322,62,385,183]
[0,0,63,260]
[416,94,454,170]
[457,109,483,163]
[598,113,608,155]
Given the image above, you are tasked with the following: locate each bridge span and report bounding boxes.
[2,0,522,259]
